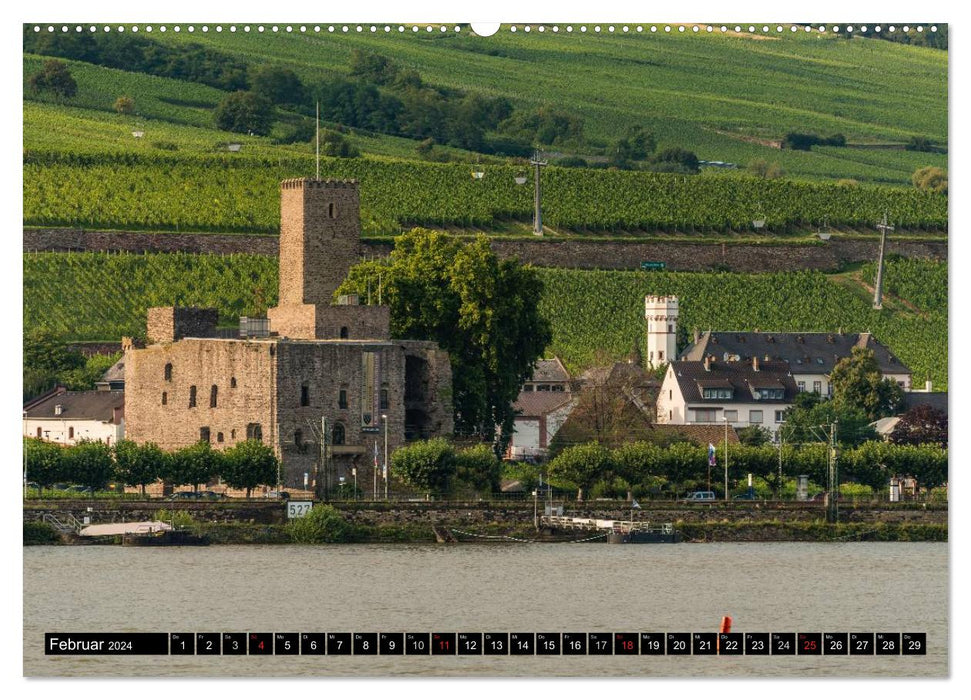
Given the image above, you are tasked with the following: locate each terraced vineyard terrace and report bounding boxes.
[23,252,947,390]
[23,152,947,236]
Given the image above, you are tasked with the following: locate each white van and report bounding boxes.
[683,491,716,502]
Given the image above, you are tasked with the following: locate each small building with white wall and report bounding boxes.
[656,356,799,434]
[23,387,125,446]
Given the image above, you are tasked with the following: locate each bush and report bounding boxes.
[214,91,274,136]
[24,521,61,545]
[153,509,196,529]
[912,166,947,195]
[390,438,455,494]
[556,156,589,168]
[286,504,360,543]
[113,96,135,114]
[29,59,77,98]
[151,141,179,151]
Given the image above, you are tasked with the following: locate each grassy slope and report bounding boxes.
[23,253,947,389]
[23,30,947,184]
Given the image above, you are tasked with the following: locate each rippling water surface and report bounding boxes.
[24,542,947,677]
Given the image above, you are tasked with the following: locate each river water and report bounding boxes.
[23,542,947,677]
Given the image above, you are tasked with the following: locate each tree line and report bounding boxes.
[24,437,278,497]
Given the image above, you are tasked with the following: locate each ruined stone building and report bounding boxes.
[124,178,453,494]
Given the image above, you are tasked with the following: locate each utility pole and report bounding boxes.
[315,101,320,181]
[320,416,328,501]
[873,212,894,309]
[530,150,548,235]
[827,422,839,524]
[723,417,730,501]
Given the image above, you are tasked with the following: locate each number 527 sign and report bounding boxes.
[287,501,313,518]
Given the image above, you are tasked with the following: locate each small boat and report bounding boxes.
[606,523,682,544]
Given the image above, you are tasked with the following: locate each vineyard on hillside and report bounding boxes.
[23,253,947,389]
[23,151,948,236]
[860,258,948,313]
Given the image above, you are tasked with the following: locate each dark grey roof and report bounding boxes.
[902,391,948,417]
[671,359,799,405]
[680,331,910,375]
[100,358,125,383]
[23,390,124,422]
[530,358,570,383]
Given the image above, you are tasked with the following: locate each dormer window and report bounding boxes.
[702,388,733,400]
[754,388,785,400]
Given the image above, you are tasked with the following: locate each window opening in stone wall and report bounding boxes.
[164,363,172,381]
[301,382,310,407]
[230,377,237,388]
[380,385,389,410]
[210,385,218,408]
[217,432,224,443]
[231,429,236,439]
[161,391,167,405]
[294,428,305,453]
[246,423,263,441]
[340,326,349,339]
[332,422,345,445]
[189,385,197,408]
[328,202,337,219]
[339,389,348,409]
[200,426,211,443]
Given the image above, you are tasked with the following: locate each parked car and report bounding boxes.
[265,491,291,500]
[199,491,227,500]
[167,491,201,501]
[682,491,716,503]
[66,485,94,494]
[733,491,758,500]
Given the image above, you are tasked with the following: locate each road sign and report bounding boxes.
[287,501,312,519]
[640,261,666,270]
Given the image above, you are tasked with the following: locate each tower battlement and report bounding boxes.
[280,178,359,190]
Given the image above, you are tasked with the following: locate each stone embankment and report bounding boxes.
[24,228,946,272]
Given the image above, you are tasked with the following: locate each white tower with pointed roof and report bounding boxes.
[645,295,679,370]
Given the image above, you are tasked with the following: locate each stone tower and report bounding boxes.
[644,295,678,369]
[278,178,361,307]
[269,178,390,340]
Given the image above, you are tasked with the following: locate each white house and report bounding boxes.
[679,330,912,395]
[23,387,125,446]
[656,356,799,434]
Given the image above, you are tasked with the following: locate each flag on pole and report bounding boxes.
[632,499,641,509]
[708,443,717,467]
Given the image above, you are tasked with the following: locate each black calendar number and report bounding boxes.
[196,633,220,656]
[170,633,194,655]
[798,633,822,655]
[405,633,429,655]
[718,633,743,656]
[301,633,326,655]
[327,633,352,655]
[902,633,926,656]
[248,633,273,656]
[275,633,299,656]
[379,633,404,655]
[432,633,456,655]
[353,633,377,655]
[562,633,587,655]
[824,633,848,655]
[876,633,901,655]
[640,633,665,655]
[222,633,246,656]
[536,633,560,655]
[458,633,482,655]
[615,633,638,655]
[510,633,535,656]
[850,633,874,655]
[588,632,613,655]
[666,633,691,656]
[693,632,718,656]
[771,633,795,655]
[745,633,770,655]
[484,633,509,656]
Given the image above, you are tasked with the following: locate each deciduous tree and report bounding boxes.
[221,440,277,498]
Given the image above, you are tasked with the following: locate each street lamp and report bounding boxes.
[723,416,730,501]
[382,414,389,500]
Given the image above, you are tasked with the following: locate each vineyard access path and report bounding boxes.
[23,228,947,273]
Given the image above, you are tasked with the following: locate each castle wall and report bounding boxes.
[274,341,407,493]
[124,338,277,454]
[146,307,218,344]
